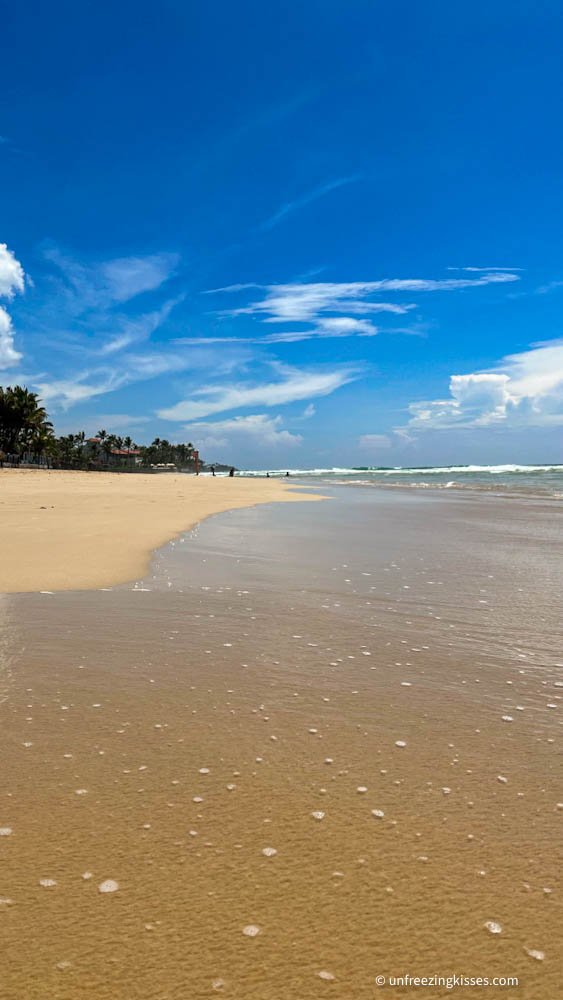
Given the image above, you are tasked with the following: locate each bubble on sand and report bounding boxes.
[318,970,336,981]
[484,920,502,934]
[262,847,277,857]
[242,924,261,937]
[357,786,368,794]
[193,796,204,803]
[311,811,325,821]
[39,878,57,887]
[371,809,385,819]
[98,879,119,893]
[524,948,545,961]
[497,775,508,784]
[501,715,513,722]
[75,789,88,795]
[199,767,210,774]
[226,783,237,791]
[395,740,407,748]
[442,787,451,795]
[324,758,334,764]
[0,827,13,837]
[56,961,72,972]
[212,978,226,990]
[82,872,93,880]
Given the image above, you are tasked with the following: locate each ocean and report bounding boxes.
[237,463,563,497]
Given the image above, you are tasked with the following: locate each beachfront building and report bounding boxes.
[84,437,143,469]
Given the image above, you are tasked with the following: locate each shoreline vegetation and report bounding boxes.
[0,469,323,594]
[0,385,211,473]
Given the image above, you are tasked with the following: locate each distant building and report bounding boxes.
[85,438,143,468]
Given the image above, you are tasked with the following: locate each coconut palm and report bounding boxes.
[0,385,53,456]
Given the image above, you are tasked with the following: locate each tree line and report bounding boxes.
[0,385,199,470]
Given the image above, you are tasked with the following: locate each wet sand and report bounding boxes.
[0,469,321,592]
[1,488,562,999]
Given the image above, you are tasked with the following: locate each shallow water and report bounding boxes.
[1,488,561,998]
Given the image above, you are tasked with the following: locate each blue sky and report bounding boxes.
[2,0,563,467]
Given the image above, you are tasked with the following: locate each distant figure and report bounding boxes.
[285,471,290,477]
[266,472,270,478]
[229,467,235,477]
[211,466,215,477]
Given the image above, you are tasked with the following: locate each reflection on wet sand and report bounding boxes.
[1,489,562,999]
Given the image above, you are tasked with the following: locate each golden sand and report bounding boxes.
[0,469,321,593]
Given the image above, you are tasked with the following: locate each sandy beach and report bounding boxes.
[0,469,322,593]
[1,484,561,999]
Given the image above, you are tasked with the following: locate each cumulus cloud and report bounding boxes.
[0,307,23,367]
[184,413,302,455]
[406,340,563,430]
[158,365,359,421]
[0,243,26,367]
[0,243,25,298]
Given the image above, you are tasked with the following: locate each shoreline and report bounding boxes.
[0,469,323,594]
[1,487,560,998]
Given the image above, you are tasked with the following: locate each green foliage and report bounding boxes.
[0,385,202,470]
[0,385,53,456]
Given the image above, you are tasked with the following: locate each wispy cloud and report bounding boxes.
[43,246,179,312]
[405,338,563,430]
[259,175,360,231]
[535,280,563,295]
[30,342,249,411]
[175,316,380,347]
[98,297,183,355]
[158,363,360,421]
[215,273,520,325]
[447,266,524,272]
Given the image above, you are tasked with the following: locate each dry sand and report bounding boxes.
[0,469,321,593]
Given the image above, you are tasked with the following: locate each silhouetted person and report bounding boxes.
[285,471,290,477]
[211,466,215,476]
[229,467,235,477]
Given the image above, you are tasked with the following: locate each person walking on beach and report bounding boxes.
[211,466,215,476]
[229,467,235,477]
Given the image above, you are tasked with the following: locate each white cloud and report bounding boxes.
[259,175,360,231]
[0,243,25,298]
[99,298,182,355]
[0,243,26,367]
[406,339,563,430]
[44,246,179,310]
[184,413,302,455]
[174,316,380,347]
[213,272,519,327]
[158,365,359,421]
[303,403,316,418]
[0,306,23,367]
[358,433,391,449]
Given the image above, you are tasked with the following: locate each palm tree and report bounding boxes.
[0,385,53,456]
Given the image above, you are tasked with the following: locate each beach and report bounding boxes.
[0,469,321,593]
[1,481,562,999]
